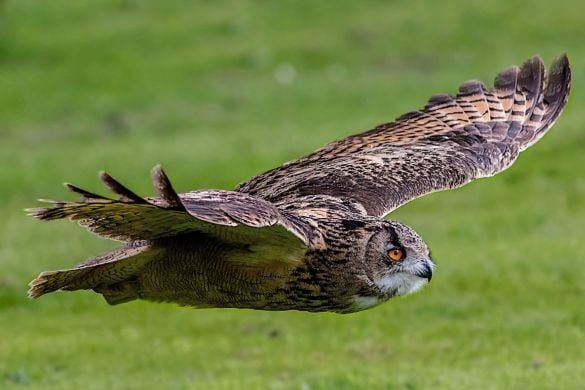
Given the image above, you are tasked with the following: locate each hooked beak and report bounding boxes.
[415,262,433,282]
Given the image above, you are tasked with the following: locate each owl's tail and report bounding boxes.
[28,244,163,305]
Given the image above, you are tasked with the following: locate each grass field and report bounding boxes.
[1,0,584,388]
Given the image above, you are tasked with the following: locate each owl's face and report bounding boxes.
[364,221,434,298]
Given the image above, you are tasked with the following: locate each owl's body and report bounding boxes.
[35,206,424,313]
[110,235,364,312]
[29,55,570,313]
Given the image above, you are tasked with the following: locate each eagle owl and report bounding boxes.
[28,55,570,313]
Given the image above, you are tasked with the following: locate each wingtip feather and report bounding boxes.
[539,53,571,133]
[545,53,571,104]
[64,182,109,201]
[151,165,185,210]
[26,203,67,220]
[494,65,519,90]
[518,55,544,91]
[490,53,571,149]
[99,171,146,203]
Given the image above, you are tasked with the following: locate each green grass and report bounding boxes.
[1,0,584,388]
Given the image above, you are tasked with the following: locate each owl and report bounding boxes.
[28,55,570,313]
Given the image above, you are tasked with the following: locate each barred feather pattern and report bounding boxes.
[237,55,571,217]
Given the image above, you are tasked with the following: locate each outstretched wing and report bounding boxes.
[28,166,325,250]
[236,55,571,217]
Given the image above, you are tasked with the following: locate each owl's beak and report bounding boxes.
[415,262,433,282]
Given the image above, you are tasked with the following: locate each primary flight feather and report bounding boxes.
[28,54,570,313]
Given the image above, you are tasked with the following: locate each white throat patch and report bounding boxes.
[351,273,429,311]
[376,273,429,297]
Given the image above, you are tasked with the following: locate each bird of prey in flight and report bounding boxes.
[28,55,570,313]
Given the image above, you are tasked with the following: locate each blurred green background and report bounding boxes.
[1,0,584,388]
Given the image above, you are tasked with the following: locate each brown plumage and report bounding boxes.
[28,55,571,313]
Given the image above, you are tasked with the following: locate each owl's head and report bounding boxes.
[363,220,434,299]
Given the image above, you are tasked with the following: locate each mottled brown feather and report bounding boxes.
[28,173,324,248]
[236,55,571,216]
[27,55,571,312]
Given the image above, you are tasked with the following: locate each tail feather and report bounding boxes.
[28,245,162,300]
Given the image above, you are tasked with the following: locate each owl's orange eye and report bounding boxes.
[387,247,405,262]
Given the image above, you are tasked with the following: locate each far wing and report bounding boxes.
[236,55,571,217]
[28,166,325,250]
